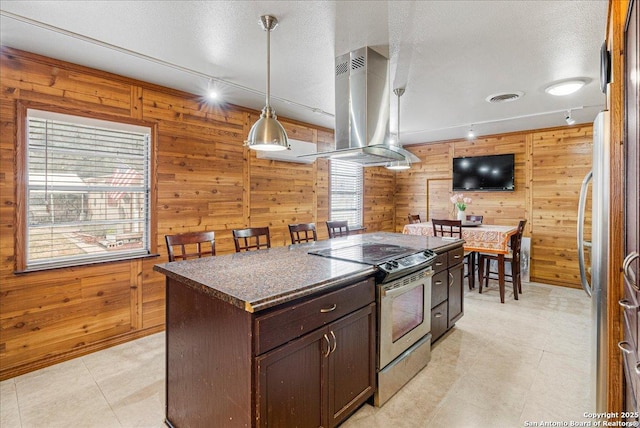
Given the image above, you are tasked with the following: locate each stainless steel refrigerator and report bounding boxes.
[578,110,610,412]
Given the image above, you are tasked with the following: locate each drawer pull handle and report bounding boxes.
[449,272,454,287]
[435,281,443,285]
[435,262,444,266]
[329,331,337,354]
[454,254,461,259]
[323,334,331,358]
[320,304,337,313]
[434,312,443,318]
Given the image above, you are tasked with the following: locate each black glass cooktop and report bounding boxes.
[308,243,418,265]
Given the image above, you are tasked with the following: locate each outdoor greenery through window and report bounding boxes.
[329,159,363,228]
[23,109,151,270]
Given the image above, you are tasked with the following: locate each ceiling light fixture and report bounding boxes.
[206,79,219,101]
[386,88,411,171]
[565,109,576,125]
[467,125,475,139]
[545,79,587,96]
[1,11,334,119]
[244,15,290,152]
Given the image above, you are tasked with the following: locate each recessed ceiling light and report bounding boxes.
[545,79,587,96]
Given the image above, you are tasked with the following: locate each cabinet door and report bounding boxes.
[327,303,376,428]
[431,300,448,342]
[448,262,464,327]
[256,327,327,428]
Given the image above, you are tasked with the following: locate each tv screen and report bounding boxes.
[452,154,515,191]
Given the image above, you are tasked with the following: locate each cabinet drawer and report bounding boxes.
[254,278,375,355]
[448,246,465,266]
[431,301,448,343]
[433,252,448,273]
[431,270,448,308]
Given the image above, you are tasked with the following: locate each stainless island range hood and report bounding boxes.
[301,47,420,166]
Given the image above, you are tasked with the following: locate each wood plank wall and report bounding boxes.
[394,126,593,287]
[0,48,346,379]
[0,46,591,379]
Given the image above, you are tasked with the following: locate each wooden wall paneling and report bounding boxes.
[130,259,143,330]
[393,143,451,231]
[315,130,333,240]
[426,178,453,220]
[247,119,322,246]
[452,135,527,226]
[363,167,395,232]
[530,126,593,286]
[1,263,133,373]
[142,258,165,330]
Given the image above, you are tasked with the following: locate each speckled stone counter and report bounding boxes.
[154,231,459,313]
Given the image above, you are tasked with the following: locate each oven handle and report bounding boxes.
[380,270,433,298]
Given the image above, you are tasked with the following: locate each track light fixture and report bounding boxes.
[467,125,475,139]
[565,110,576,125]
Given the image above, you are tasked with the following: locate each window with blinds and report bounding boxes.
[329,159,363,228]
[22,109,152,270]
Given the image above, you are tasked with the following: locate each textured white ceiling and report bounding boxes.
[0,0,609,144]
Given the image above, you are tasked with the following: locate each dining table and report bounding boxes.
[402,221,519,303]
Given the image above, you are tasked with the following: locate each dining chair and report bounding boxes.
[165,231,215,262]
[408,214,422,224]
[478,219,527,298]
[326,221,349,238]
[431,218,462,238]
[232,227,271,252]
[463,215,483,283]
[288,223,318,244]
[431,219,475,289]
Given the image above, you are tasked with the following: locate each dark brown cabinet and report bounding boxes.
[256,303,376,428]
[164,275,376,428]
[430,245,464,342]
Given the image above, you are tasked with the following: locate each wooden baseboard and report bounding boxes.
[0,325,165,381]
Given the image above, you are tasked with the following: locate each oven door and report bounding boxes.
[378,268,433,369]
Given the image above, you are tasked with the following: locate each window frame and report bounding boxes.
[329,159,364,229]
[15,102,158,272]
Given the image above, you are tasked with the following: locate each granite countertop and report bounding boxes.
[154,232,461,313]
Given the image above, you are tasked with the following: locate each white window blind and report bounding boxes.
[24,109,151,270]
[329,159,363,228]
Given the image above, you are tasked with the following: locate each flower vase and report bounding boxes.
[457,209,465,221]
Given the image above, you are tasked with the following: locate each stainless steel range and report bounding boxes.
[309,242,436,406]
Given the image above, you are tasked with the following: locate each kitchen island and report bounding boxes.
[154,232,462,428]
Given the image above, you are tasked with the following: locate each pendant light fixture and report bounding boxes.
[244,15,290,152]
[386,88,411,171]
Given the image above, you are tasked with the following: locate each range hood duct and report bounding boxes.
[301,47,420,166]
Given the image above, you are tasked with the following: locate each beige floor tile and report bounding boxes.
[18,382,120,428]
[0,282,591,428]
[1,379,21,428]
[428,394,521,428]
[520,351,591,423]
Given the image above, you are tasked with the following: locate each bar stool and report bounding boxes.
[165,231,215,262]
[288,223,317,244]
[326,221,349,238]
[232,227,271,252]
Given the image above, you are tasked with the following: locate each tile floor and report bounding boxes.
[0,280,593,428]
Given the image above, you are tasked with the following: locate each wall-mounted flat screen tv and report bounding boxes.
[452,154,515,191]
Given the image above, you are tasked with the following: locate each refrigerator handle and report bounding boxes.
[623,251,639,291]
[577,170,593,297]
